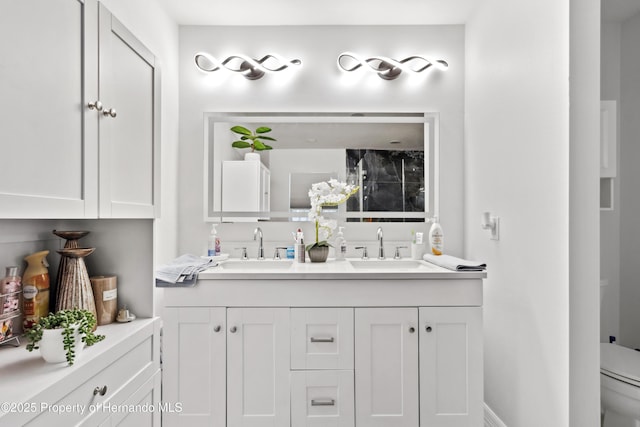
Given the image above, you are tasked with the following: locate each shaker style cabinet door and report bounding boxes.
[98,4,160,218]
[0,0,99,218]
[419,306,483,427]
[354,308,419,427]
[227,308,290,427]
[162,308,226,427]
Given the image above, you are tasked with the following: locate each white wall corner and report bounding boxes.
[485,403,508,427]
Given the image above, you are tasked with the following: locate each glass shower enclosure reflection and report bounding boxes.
[346,149,425,222]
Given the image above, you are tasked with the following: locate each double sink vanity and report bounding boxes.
[162,257,485,427]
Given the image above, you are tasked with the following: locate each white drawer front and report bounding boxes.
[291,370,354,427]
[27,335,154,427]
[291,308,354,370]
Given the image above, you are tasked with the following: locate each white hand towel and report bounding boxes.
[423,253,486,271]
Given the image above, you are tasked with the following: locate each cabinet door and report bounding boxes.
[355,308,419,427]
[227,308,290,426]
[419,307,483,427]
[0,0,99,218]
[162,308,226,427]
[98,4,160,218]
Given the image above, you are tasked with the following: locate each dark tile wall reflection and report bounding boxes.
[346,149,424,222]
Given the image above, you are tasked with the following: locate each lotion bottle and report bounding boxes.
[429,217,444,256]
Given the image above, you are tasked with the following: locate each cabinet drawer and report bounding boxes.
[27,335,154,426]
[291,370,354,427]
[291,308,354,370]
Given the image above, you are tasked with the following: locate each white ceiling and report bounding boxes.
[157,0,640,26]
[155,0,479,26]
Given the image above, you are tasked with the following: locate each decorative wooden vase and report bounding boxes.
[55,248,97,322]
[307,245,329,263]
[53,230,90,307]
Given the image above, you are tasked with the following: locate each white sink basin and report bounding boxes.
[219,260,293,270]
[348,259,424,270]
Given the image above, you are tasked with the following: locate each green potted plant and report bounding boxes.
[306,179,359,262]
[26,308,105,366]
[230,125,276,160]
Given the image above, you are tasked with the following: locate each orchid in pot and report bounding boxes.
[306,179,359,262]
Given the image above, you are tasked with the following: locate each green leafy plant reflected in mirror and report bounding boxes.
[230,125,276,152]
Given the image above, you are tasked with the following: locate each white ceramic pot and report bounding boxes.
[244,152,260,161]
[39,326,84,364]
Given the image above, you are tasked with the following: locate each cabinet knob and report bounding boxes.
[87,100,103,111]
[93,385,108,396]
[425,325,432,333]
[103,108,117,118]
[230,326,237,333]
[213,325,221,333]
[409,326,415,333]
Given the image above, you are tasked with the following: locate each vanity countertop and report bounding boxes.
[198,258,487,280]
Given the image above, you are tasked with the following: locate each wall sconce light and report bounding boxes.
[337,52,448,80]
[481,212,500,241]
[194,52,302,80]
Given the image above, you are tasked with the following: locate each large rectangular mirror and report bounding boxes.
[204,112,438,222]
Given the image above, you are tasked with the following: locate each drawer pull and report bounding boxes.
[311,399,335,406]
[310,337,334,343]
[93,385,108,396]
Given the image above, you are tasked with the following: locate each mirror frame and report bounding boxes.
[203,112,440,222]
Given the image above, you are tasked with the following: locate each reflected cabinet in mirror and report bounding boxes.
[203,112,439,222]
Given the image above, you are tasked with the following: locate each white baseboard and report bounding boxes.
[485,403,507,427]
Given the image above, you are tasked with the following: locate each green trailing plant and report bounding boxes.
[26,308,105,366]
[230,125,276,152]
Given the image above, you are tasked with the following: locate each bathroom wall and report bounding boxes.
[466,0,600,425]
[600,20,621,344]
[619,11,640,349]
[177,25,465,257]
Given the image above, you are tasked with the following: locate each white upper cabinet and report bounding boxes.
[0,0,159,219]
[221,160,270,222]
[98,4,160,218]
[0,0,98,218]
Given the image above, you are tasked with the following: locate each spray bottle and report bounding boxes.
[208,224,220,256]
[23,250,50,329]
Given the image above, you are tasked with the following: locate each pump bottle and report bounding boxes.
[429,217,444,256]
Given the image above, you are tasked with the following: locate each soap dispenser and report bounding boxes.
[335,227,347,260]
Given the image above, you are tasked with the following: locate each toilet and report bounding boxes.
[600,343,640,427]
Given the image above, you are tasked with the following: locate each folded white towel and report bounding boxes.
[423,254,486,271]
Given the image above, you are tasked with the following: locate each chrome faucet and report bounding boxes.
[377,226,385,259]
[253,227,265,260]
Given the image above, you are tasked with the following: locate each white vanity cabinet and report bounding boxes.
[162,271,484,427]
[355,308,419,427]
[419,307,483,426]
[0,0,160,219]
[227,308,291,426]
[162,308,227,426]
